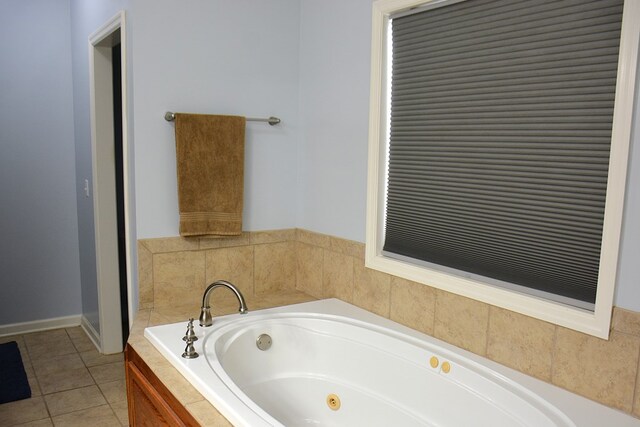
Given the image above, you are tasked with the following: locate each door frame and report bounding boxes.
[88,11,133,354]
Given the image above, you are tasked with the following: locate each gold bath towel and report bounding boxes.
[174,113,246,237]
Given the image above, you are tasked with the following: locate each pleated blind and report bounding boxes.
[384,0,624,306]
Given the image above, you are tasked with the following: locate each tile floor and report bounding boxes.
[0,327,128,426]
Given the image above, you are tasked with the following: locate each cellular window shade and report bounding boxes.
[384,0,623,306]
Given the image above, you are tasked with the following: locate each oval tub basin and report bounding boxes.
[144,299,640,426]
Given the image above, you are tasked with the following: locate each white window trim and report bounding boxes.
[366,0,640,339]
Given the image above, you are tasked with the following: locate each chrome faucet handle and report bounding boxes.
[181,336,199,359]
[183,318,198,342]
[181,319,199,359]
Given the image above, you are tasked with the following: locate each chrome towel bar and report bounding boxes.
[164,111,281,126]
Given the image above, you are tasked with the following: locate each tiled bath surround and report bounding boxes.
[138,229,640,419]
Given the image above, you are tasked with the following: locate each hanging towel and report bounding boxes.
[174,113,246,237]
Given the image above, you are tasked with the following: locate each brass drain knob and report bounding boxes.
[326,394,341,411]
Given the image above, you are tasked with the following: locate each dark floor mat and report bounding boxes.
[0,341,31,404]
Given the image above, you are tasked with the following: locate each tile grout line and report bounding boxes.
[24,331,54,424]
[630,340,640,416]
[25,332,54,423]
[484,306,492,357]
[549,325,559,385]
[79,334,128,425]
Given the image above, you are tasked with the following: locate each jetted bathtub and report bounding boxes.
[145,299,640,426]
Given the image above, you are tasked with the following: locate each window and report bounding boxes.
[366,0,640,338]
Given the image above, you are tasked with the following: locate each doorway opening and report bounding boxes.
[88,12,132,354]
[112,42,129,347]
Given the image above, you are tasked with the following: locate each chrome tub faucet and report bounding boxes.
[199,280,248,327]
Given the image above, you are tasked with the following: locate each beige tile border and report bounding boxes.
[199,233,250,250]
[249,229,296,245]
[296,228,331,249]
[141,237,199,254]
[612,307,640,337]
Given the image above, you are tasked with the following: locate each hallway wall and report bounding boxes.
[0,0,82,325]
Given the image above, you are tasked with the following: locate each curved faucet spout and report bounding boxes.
[199,280,248,327]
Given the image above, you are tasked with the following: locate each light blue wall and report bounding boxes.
[131,0,301,239]
[0,0,82,324]
[297,0,375,243]
[2,0,637,327]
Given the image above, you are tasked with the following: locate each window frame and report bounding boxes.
[366,0,640,339]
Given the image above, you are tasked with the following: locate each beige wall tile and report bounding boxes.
[149,307,201,326]
[487,307,555,381]
[249,229,295,244]
[434,290,489,355]
[553,328,640,412]
[295,242,323,299]
[136,229,640,420]
[153,251,205,309]
[353,262,391,317]
[389,277,436,335]
[199,233,250,250]
[137,241,154,309]
[329,236,365,259]
[612,307,640,337]
[141,237,199,254]
[205,246,254,305]
[322,250,354,303]
[296,228,330,249]
[254,242,296,294]
[249,290,316,311]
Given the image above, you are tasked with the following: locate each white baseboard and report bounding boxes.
[81,315,101,351]
[0,314,82,337]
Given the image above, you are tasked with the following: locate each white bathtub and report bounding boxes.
[145,299,640,426]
